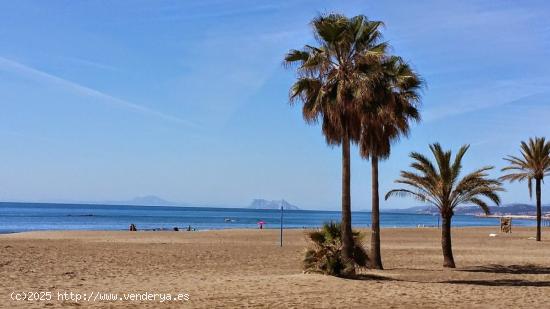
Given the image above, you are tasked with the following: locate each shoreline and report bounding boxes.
[0,224,512,236]
[4,203,540,234]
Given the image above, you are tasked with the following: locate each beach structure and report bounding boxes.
[500,217,512,233]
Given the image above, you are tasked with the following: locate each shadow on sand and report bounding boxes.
[441,279,550,287]
[344,273,397,281]
[458,264,550,275]
[439,264,550,287]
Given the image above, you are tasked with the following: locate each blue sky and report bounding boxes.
[1,0,550,210]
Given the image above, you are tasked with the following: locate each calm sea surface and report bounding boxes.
[0,202,535,233]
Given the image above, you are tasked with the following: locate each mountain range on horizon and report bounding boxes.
[99,198,546,214]
[1,196,302,210]
[101,196,302,210]
[98,195,187,207]
[381,203,550,216]
[93,196,302,210]
[3,196,547,214]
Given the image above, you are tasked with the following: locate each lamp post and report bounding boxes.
[280,204,283,247]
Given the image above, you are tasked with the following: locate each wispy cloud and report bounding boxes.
[63,56,120,72]
[105,1,284,26]
[0,56,196,127]
[423,78,550,122]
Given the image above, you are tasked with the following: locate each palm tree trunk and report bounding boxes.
[370,156,383,270]
[341,123,355,275]
[536,178,542,242]
[441,212,455,268]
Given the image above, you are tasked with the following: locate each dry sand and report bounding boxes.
[1,227,549,308]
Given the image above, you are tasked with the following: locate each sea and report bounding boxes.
[0,202,535,234]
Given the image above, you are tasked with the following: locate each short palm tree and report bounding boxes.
[360,56,423,270]
[284,13,386,275]
[304,222,368,276]
[500,137,550,241]
[385,143,503,268]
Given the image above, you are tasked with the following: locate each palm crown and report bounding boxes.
[283,14,387,144]
[359,56,422,159]
[386,143,503,215]
[500,137,550,197]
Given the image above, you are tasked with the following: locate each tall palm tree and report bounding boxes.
[359,56,423,270]
[284,13,386,275]
[500,137,550,241]
[385,143,503,268]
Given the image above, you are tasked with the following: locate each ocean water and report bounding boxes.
[0,202,535,233]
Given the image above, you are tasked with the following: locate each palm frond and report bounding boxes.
[386,143,503,216]
[285,13,392,148]
[385,189,427,202]
[501,137,550,199]
[358,54,424,160]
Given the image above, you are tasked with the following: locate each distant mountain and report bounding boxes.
[383,204,550,216]
[126,195,178,206]
[381,206,437,214]
[248,199,300,210]
[457,204,550,216]
[102,195,182,207]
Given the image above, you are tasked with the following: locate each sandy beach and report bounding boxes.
[1,227,549,308]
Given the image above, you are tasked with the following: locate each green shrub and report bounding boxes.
[303,221,369,276]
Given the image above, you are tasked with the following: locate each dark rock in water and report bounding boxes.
[173,227,179,231]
